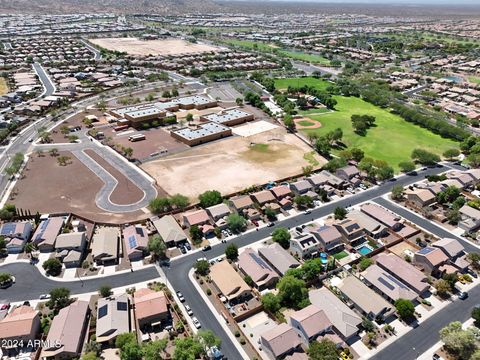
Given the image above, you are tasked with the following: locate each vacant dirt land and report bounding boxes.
[90,37,219,56]
[12,151,146,223]
[0,77,8,96]
[141,127,326,200]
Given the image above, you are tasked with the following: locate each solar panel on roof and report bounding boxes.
[117,302,128,311]
[98,304,108,319]
[378,277,395,291]
[418,247,434,255]
[1,223,16,235]
[128,235,137,249]
[250,252,270,270]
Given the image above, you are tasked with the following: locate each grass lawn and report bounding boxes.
[222,39,277,52]
[332,251,348,260]
[274,77,331,91]
[298,120,316,127]
[468,76,480,85]
[278,50,331,65]
[0,78,8,96]
[302,96,458,171]
[299,108,331,115]
[303,151,320,166]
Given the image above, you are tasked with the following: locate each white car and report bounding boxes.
[192,316,201,329]
[39,294,51,300]
[185,304,193,316]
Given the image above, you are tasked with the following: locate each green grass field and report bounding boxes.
[223,39,277,52]
[302,96,458,171]
[274,77,332,91]
[468,76,480,85]
[278,50,330,65]
[299,108,331,115]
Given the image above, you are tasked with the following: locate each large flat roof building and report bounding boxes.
[171,122,232,146]
[200,108,254,126]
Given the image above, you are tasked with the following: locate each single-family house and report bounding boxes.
[229,195,254,213]
[310,225,343,253]
[270,185,292,200]
[360,203,403,230]
[151,215,187,248]
[210,260,251,302]
[432,238,465,259]
[206,203,231,222]
[309,288,362,340]
[55,231,87,267]
[123,225,148,261]
[335,165,360,181]
[289,233,321,259]
[0,305,40,353]
[347,210,388,239]
[406,188,436,208]
[183,209,210,228]
[458,205,480,231]
[260,323,303,360]
[289,305,332,343]
[238,248,279,289]
[362,265,418,302]
[42,300,90,359]
[333,219,364,243]
[258,243,300,276]
[290,180,312,195]
[251,190,276,206]
[134,288,169,330]
[338,276,394,320]
[31,217,64,252]
[0,221,33,253]
[91,227,119,265]
[96,294,130,344]
[413,247,449,274]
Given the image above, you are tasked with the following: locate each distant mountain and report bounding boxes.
[0,0,220,14]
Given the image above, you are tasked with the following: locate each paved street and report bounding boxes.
[372,283,480,360]
[33,62,55,96]
[0,262,159,302]
[80,39,102,60]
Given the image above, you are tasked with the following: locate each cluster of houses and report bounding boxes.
[0,287,172,358]
[405,169,480,231]
[0,71,41,111]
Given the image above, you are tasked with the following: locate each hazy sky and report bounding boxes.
[260,0,479,3]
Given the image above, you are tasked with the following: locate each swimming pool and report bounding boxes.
[357,245,373,256]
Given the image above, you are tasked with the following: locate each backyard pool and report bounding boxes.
[357,245,373,256]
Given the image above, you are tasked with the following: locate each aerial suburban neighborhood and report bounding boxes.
[0,1,480,360]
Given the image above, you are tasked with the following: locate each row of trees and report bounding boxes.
[149,194,190,214]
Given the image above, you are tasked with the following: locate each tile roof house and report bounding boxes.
[0,221,33,254]
[376,254,430,295]
[0,305,40,351]
[458,205,480,231]
[123,225,148,261]
[290,180,313,195]
[338,275,394,320]
[258,243,300,276]
[134,288,169,329]
[307,170,344,188]
[347,210,387,239]
[183,209,210,228]
[360,203,402,230]
[335,165,360,181]
[251,190,276,205]
[91,227,119,265]
[309,288,361,340]
[333,219,364,243]
[31,217,64,252]
[289,305,332,342]
[260,323,303,359]
[406,188,436,208]
[289,233,321,259]
[238,248,279,290]
[206,203,231,221]
[210,260,251,301]
[432,238,465,259]
[413,247,449,274]
[229,195,254,212]
[42,300,90,359]
[362,265,418,302]
[96,294,130,344]
[270,185,292,200]
[151,215,187,248]
[310,225,344,253]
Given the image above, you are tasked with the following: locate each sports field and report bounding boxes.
[302,96,458,170]
[274,77,332,91]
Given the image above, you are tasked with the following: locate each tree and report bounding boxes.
[115,333,137,350]
[123,147,133,159]
[411,148,440,166]
[56,155,71,166]
[264,207,277,221]
[170,194,189,210]
[0,272,12,285]
[308,339,339,360]
[148,235,166,259]
[43,258,62,276]
[235,97,243,106]
[437,186,461,204]
[225,244,239,261]
[446,209,461,225]
[261,292,281,313]
[334,206,347,220]
[171,88,179,97]
[394,298,415,320]
[277,275,309,309]
[434,279,452,297]
[467,252,480,269]
[149,197,171,214]
[185,113,194,124]
[49,148,59,157]
[81,352,99,360]
[440,321,478,360]
[472,306,480,327]
[443,148,460,160]
[226,214,247,233]
[173,337,204,360]
[272,227,291,249]
[194,259,210,276]
[142,339,168,360]
[98,285,111,298]
[358,257,373,271]
[198,190,222,208]
[189,225,203,245]
[197,330,221,349]
[47,288,71,312]
[391,184,404,201]
[294,195,314,209]
[398,161,416,173]
[121,342,142,360]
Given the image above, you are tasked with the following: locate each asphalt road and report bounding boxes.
[80,39,102,60]
[33,62,55,97]
[162,166,452,360]
[371,283,480,360]
[0,262,159,302]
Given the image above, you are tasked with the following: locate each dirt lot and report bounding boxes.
[90,37,219,56]
[11,151,146,224]
[49,109,107,144]
[141,127,326,200]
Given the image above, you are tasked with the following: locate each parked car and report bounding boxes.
[192,316,201,329]
[39,294,51,300]
[458,291,468,300]
[252,219,259,227]
[267,222,275,227]
[0,303,10,311]
[304,209,311,215]
[185,304,193,316]
[176,291,185,302]
[433,354,445,360]
[202,245,212,251]
[180,246,187,254]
